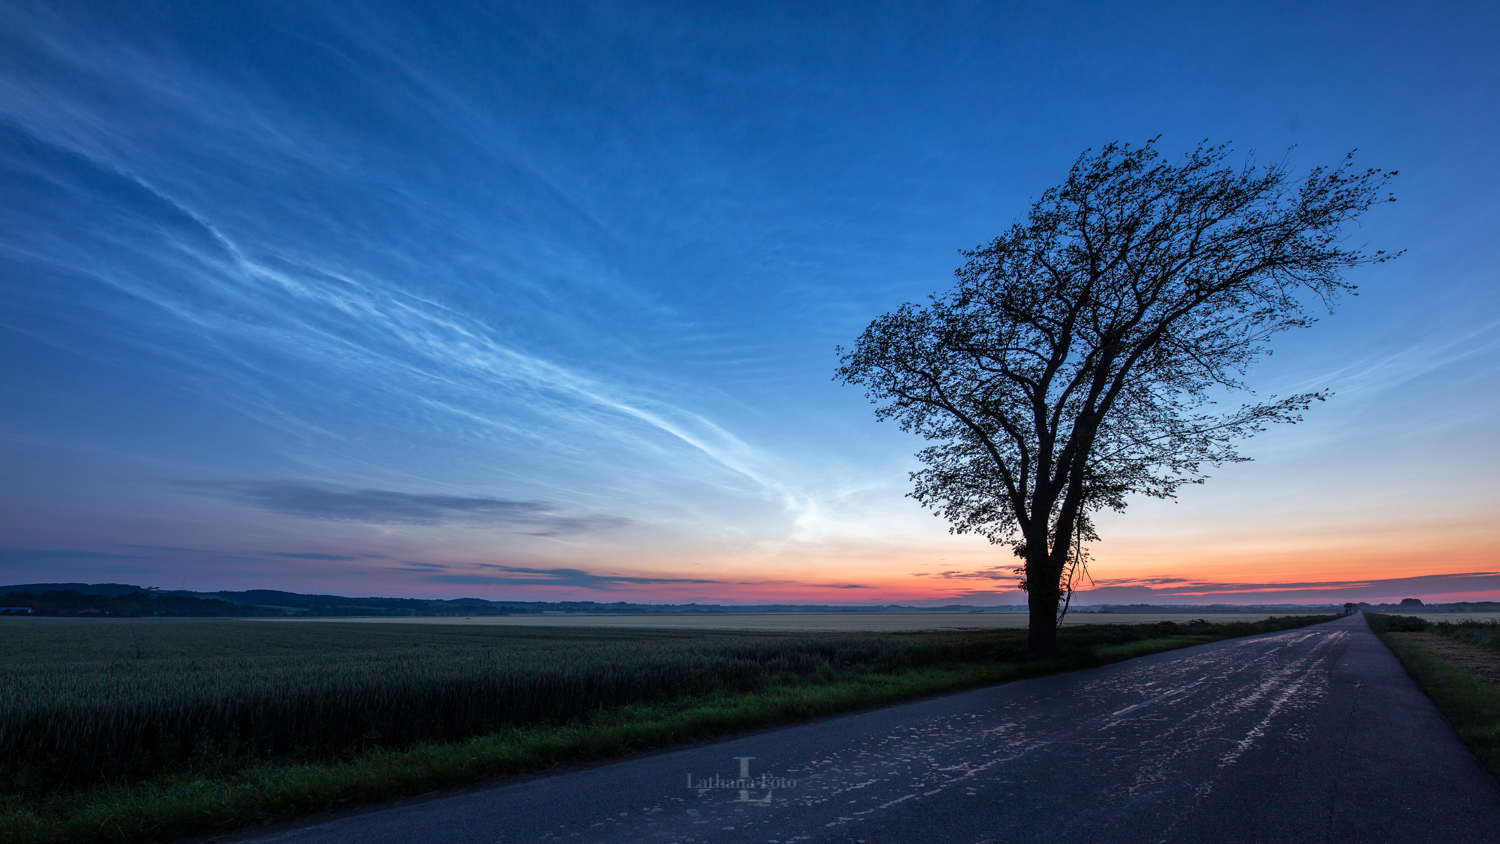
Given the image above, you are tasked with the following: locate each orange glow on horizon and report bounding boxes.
[360,523,1500,605]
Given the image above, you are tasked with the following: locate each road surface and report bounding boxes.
[240,614,1500,843]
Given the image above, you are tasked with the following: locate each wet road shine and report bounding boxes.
[242,615,1500,843]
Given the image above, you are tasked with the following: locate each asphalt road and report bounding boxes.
[241,614,1500,844]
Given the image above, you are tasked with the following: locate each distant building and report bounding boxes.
[0,606,32,614]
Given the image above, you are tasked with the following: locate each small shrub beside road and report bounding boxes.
[0,614,1333,844]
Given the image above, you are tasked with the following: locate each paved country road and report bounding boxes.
[238,615,1500,844]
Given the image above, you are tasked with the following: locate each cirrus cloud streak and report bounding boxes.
[189,481,629,535]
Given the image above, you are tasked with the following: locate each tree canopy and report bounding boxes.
[837,140,1397,652]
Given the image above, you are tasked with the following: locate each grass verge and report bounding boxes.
[1370,615,1500,780]
[1,619,1326,844]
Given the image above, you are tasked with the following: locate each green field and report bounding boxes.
[1385,612,1500,625]
[0,618,1021,791]
[0,614,1335,844]
[255,610,1331,631]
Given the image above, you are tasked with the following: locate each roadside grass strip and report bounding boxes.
[1371,616,1500,780]
[0,617,1329,844]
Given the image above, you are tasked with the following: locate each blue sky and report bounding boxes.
[1,0,1497,603]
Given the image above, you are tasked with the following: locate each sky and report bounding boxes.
[1,0,1497,605]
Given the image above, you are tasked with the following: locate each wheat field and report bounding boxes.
[251,611,1330,631]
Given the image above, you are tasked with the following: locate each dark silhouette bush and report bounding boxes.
[1365,614,1431,633]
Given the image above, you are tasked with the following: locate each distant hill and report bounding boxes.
[2,582,155,597]
[0,588,267,617]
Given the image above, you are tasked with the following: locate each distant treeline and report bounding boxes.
[6,582,1487,619]
[1351,600,1500,612]
[3,583,1042,617]
[1085,600,1500,613]
[0,588,506,618]
[0,590,273,618]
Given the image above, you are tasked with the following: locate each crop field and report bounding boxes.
[0,617,1030,793]
[1386,612,1500,625]
[1,615,1334,794]
[0,613,1335,843]
[258,611,1332,631]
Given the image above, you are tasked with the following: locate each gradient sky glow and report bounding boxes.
[2,1,1498,604]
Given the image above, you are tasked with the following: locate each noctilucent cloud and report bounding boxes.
[1,1,1497,604]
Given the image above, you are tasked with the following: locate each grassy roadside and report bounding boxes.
[1368,614,1500,780]
[1,617,1329,844]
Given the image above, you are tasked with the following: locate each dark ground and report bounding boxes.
[235,614,1500,844]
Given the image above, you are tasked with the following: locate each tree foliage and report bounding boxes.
[837,140,1396,652]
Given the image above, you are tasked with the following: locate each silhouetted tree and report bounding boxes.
[837,140,1397,653]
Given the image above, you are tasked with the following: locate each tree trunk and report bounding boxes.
[1026,558,1060,654]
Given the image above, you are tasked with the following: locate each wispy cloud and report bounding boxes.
[1091,576,1192,586]
[426,564,725,591]
[268,552,360,561]
[1300,320,1500,400]
[0,548,148,561]
[193,481,629,534]
[914,566,1015,581]
[1078,571,1500,602]
[929,571,1500,605]
[400,561,448,570]
[0,12,883,560]
[0,60,791,504]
